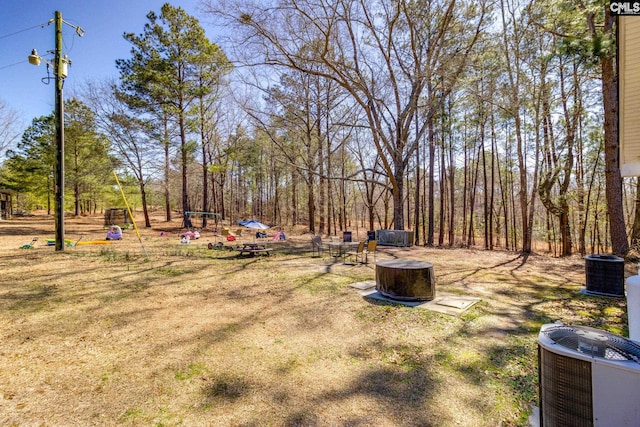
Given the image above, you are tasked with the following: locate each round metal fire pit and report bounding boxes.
[376,259,435,301]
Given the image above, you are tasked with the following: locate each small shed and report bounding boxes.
[104,208,132,227]
[0,189,15,220]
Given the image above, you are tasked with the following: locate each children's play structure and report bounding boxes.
[106,225,123,240]
[20,237,37,249]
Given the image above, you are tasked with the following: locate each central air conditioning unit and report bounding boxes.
[538,323,640,426]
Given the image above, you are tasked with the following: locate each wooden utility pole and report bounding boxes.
[54,11,65,251]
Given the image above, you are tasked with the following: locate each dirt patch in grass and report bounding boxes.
[0,213,630,426]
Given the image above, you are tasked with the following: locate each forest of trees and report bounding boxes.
[0,0,638,257]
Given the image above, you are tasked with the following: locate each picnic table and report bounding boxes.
[236,242,271,257]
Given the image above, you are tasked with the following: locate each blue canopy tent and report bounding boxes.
[239,220,270,238]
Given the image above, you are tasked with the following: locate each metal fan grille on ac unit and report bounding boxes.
[542,324,640,363]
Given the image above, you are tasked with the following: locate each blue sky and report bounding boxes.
[0,0,212,127]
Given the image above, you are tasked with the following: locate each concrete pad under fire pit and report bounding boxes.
[349,281,481,316]
[349,281,378,290]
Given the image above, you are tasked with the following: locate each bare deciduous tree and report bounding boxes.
[0,99,22,158]
[205,0,487,230]
[81,79,161,227]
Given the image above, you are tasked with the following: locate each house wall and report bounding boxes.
[620,17,640,176]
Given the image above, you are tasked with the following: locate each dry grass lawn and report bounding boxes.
[0,213,630,426]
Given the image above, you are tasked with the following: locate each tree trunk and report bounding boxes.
[576,116,587,256]
[139,179,151,228]
[448,125,455,246]
[200,98,209,228]
[341,145,348,231]
[73,145,80,216]
[462,118,469,246]
[407,173,412,233]
[601,27,628,255]
[482,123,489,250]
[467,137,482,247]
[427,109,435,246]
[497,153,507,250]
[438,123,446,247]
[179,103,190,216]
[163,114,172,222]
[318,100,325,235]
[515,114,531,253]
[489,115,496,250]
[291,169,298,226]
[392,168,405,231]
[630,179,640,250]
[414,145,421,246]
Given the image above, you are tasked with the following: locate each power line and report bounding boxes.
[0,22,49,41]
[0,60,27,70]
[0,23,50,70]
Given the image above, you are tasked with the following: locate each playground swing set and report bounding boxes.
[21,170,149,258]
